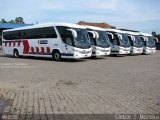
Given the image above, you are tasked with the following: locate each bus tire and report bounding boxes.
[91,56,96,59]
[52,50,61,61]
[112,54,117,57]
[13,49,20,58]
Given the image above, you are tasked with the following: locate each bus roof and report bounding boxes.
[122,31,140,35]
[139,32,153,37]
[3,23,86,32]
[80,25,105,31]
[104,28,126,34]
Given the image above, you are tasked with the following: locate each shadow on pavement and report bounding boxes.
[108,55,126,57]
[0,54,86,63]
[85,57,105,60]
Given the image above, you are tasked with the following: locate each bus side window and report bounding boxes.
[3,32,8,40]
[88,32,95,45]
[9,32,16,40]
[56,26,73,46]
[49,27,57,38]
[65,31,73,46]
[140,37,146,46]
[42,27,57,38]
[17,31,25,39]
[25,29,32,39]
[32,28,42,39]
[108,34,113,44]
[56,26,67,42]
[113,34,119,45]
[128,36,133,46]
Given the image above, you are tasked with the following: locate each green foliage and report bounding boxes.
[15,17,25,24]
[112,26,116,29]
[0,19,7,23]
[9,20,15,24]
[0,17,25,24]
[152,31,157,37]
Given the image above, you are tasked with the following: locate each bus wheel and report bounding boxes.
[91,56,96,59]
[112,54,117,57]
[52,50,61,61]
[13,49,20,58]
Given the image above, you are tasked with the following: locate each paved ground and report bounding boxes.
[0,49,160,119]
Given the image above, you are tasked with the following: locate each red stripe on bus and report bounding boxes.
[31,47,34,53]
[13,41,16,46]
[9,41,11,46]
[5,42,7,46]
[18,41,21,46]
[23,40,30,54]
[46,47,50,54]
[41,47,44,54]
[36,47,39,53]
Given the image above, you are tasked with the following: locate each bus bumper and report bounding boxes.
[61,48,92,59]
[119,47,130,54]
[92,47,111,56]
[144,48,156,54]
[131,48,143,54]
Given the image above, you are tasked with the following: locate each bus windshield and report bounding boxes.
[146,36,156,48]
[119,33,130,47]
[73,29,91,49]
[96,31,111,48]
[133,35,143,48]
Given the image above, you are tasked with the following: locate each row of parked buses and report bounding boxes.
[2,23,158,61]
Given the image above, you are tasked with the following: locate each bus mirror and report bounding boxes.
[107,33,114,39]
[118,34,122,40]
[88,31,96,38]
[145,37,148,42]
[67,29,77,38]
[132,36,135,41]
[128,35,135,41]
[154,37,158,42]
[140,36,146,41]
[94,31,99,38]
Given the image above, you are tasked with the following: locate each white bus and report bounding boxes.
[123,31,143,54]
[83,25,111,57]
[2,23,92,60]
[139,33,158,54]
[105,29,130,55]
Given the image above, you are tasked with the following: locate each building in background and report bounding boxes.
[77,21,113,28]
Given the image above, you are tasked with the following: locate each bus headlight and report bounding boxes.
[72,48,81,53]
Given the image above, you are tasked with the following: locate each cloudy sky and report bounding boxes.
[0,0,160,33]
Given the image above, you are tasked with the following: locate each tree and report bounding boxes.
[15,17,25,24]
[152,31,157,37]
[0,18,7,23]
[8,20,15,24]
[112,26,116,29]
[0,17,25,24]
